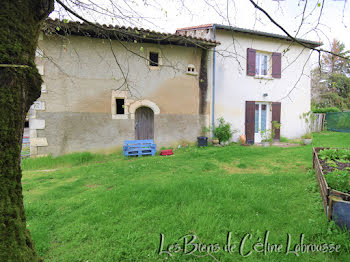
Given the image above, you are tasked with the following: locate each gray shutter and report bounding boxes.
[246,48,256,76]
[272,52,281,78]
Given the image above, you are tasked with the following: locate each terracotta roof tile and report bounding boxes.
[44,19,220,48]
[176,24,214,31]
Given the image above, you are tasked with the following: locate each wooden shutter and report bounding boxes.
[245,101,255,144]
[246,48,256,76]
[271,102,281,140]
[272,52,281,78]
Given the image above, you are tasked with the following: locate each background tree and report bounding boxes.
[322,39,350,74]
[318,74,350,109]
[311,66,328,106]
[312,39,350,110]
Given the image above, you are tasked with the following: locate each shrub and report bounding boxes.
[325,170,350,193]
[318,148,350,161]
[213,117,234,143]
[260,129,272,143]
[280,136,289,143]
[301,133,312,139]
[312,107,341,113]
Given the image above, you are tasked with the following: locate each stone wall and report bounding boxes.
[31,33,211,156]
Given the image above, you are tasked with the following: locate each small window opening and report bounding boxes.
[149,52,159,67]
[187,64,196,73]
[116,99,125,114]
[24,121,29,128]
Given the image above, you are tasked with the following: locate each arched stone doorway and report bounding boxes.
[135,107,154,140]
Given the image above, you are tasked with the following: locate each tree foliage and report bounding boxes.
[316,74,350,110]
[322,39,350,75]
[313,39,350,110]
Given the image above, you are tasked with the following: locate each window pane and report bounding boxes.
[262,55,268,75]
[255,54,260,75]
[149,52,159,66]
[255,104,259,133]
[116,99,125,114]
[261,105,267,131]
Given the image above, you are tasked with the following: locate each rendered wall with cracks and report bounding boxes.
[31,34,212,156]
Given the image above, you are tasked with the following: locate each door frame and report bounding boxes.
[134,106,155,140]
[254,102,270,143]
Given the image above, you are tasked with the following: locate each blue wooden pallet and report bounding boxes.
[123,140,156,157]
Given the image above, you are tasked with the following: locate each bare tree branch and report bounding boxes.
[249,0,350,61]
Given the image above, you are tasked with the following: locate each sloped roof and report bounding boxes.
[176,24,322,48]
[177,24,214,31]
[43,19,219,48]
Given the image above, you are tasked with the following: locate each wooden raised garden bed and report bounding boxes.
[313,147,350,229]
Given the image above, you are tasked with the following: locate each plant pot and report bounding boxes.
[197,136,208,147]
[212,139,219,145]
[303,138,312,145]
[239,135,246,144]
[262,142,270,147]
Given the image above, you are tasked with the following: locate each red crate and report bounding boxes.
[160,149,173,156]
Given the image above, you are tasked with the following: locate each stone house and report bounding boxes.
[30,20,321,156]
[30,19,217,156]
[176,24,321,144]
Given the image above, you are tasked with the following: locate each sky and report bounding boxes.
[53,0,350,66]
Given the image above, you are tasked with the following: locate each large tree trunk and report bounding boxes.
[0,1,54,261]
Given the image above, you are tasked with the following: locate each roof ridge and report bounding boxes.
[176,24,214,31]
[44,18,219,47]
[176,23,322,48]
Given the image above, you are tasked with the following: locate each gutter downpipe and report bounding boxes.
[212,24,216,132]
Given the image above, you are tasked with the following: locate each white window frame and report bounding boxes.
[255,52,271,77]
[186,64,198,76]
[111,90,129,119]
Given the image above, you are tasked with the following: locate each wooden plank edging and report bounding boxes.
[313,147,350,218]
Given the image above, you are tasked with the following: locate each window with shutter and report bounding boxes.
[246,48,256,76]
[272,52,282,78]
[247,49,282,79]
[255,52,269,76]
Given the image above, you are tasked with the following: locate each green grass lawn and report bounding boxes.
[22,132,350,261]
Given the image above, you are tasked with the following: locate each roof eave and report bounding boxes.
[43,19,219,48]
[213,24,322,48]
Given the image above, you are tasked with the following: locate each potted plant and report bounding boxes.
[260,129,272,147]
[239,134,246,144]
[300,111,315,145]
[213,117,237,145]
[212,137,219,145]
[301,133,312,145]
